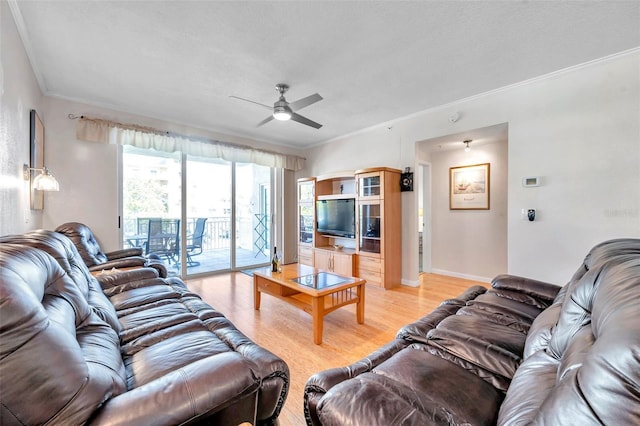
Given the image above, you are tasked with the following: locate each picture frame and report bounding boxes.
[449,163,490,210]
[30,109,45,210]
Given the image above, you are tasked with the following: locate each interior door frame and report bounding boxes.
[418,162,432,273]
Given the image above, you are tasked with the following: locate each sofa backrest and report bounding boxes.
[0,243,126,425]
[0,229,121,332]
[498,238,640,425]
[55,221,108,266]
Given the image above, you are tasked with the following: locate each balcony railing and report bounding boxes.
[123,216,269,254]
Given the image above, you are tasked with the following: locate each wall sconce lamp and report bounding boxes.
[463,139,472,152]
[23,164,60,191]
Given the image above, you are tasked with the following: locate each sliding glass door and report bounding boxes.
[235,163,271,268]
[122,146,273,277]
[185,156,232,274]
[122,147,182,275]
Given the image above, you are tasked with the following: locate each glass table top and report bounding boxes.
[291,272,352,289]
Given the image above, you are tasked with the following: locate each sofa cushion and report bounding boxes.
[56,221,110,265]
[0,230,93,296]
[0,244,126,425]
[495,349,558,423]
[498,244,640,425]
[459,290,544,332]
[317,348,503,426]
[123,325,242,388]
[0,230,122,332]
[98,269,290,424]
[396,285,487,343]
[118,302,198,343]
[89,353,260,425]
[426,314,526,384]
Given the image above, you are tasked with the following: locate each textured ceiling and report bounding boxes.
[10,1,640,149]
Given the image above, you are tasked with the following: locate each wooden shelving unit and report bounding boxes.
[297,167,401,288]
[355,167,402,289]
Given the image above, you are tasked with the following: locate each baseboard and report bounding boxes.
[430,268,492,283]
[401,278,420,287]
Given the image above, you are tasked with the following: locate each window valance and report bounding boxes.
[74,116,305,171]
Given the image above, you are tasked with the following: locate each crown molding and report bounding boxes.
[316,47,640,148]
[7,0,47,93]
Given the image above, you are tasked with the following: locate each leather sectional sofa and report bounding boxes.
[0,229,289,425]
[305,238,640,425]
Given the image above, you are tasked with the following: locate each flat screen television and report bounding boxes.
[316,198,355,239]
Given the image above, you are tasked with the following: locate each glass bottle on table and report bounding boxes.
[271,246,280,272]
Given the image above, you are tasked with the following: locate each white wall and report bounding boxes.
[303,50,640,285]
[429,140,508,280]
[0,0,45,235]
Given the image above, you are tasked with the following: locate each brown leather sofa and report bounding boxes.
[304,238,640,425]
[0,229,289,425]
[55,221,169,278]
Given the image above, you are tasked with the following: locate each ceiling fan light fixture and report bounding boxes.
[231,83,322,128]
[273,105,292,121]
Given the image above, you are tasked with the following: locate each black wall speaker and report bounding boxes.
[400,172,413,192]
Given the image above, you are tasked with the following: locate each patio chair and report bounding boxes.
[55,221,167,277]
[186,217,207,267]
[146,218,180,264]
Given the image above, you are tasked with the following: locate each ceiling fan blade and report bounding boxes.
[257,115,274,127]
[229,95,273,111]
[290,112,322,129]
[289,93,323,112]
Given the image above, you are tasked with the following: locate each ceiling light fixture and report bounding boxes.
[463,139,472,152]
[273,104,292,121]
[23,164,60,191]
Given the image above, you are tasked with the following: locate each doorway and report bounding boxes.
[415,122,508,281]
[418,163,431,273]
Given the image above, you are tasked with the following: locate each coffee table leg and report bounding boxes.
[356,284,365,324]
[312,296,324,345]
[253,276,261,310]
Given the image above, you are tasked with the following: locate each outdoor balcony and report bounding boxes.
[123,216,270,275]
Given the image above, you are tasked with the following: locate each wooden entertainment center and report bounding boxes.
[297,167,402,289]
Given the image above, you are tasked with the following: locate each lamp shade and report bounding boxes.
[32,168,60,191]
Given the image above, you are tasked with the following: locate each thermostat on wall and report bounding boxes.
[522,177,540,187]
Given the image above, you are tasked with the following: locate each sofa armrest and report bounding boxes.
[491,274,561,304]
[88,353,260,426]
[105,248,143,260]
[88,258,147,272]
[304,339,410,426]
[91,260,167,278]
[94,267,160,290]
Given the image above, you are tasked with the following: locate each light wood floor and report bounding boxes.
[186,272,485,426]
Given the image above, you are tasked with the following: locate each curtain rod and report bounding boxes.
[68,114,306,161]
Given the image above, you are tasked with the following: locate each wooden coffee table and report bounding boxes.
[253,263,366,344]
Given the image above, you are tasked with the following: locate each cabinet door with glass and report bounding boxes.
[358,200,383,255]
[357,171,384,200]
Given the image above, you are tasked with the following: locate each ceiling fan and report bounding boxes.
[230,84,323,129]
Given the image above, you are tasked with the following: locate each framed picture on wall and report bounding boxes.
[30,109,45,210]
[449,163,490,210]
